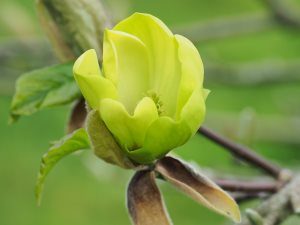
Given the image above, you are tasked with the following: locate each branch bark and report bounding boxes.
[241,175,300,225]
[215,179,278,193]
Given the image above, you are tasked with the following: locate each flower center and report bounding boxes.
[146,90,164,116]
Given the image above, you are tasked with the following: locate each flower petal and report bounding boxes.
[174,34,204,118]
[73,50,117,109]
[180,88,207,134]
[73,49,101,76]
[103,29,149,113]
[99,97,158,151]
[114,13,181,116]
[127,117,191,164]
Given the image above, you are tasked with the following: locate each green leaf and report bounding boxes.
[35,128,90,205]
[86,110,135,169]
[10,63,80,122]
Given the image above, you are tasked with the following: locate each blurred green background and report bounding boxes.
[1,0,300,224]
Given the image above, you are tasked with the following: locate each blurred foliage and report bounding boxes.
[1,0,300,225]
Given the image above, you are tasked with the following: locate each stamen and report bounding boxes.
[146,91,164,115]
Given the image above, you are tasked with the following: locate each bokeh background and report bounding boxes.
[1,0,300,224]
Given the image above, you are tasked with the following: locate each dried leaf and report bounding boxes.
[67,97,87,133]
[86,110,134,169]
[155,156,241,223]
[127,170,173,225]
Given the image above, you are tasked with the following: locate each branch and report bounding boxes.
[173,13,276,43]
[198,127,283,179]
[262,0,300,27]
[205,59,300,86]
[215,179,278,193]
[232,192,270,204]
[241,175,300,225]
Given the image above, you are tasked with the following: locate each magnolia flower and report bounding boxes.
[73,13,209,164]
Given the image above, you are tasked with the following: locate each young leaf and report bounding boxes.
[127,170,173,225]
[155,156,241,223]
[86,110,134,169]
[10,63,80,122]
[35,128,90,205]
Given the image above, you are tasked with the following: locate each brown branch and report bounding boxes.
[215,179,278,193]
[241,175,300,225]
[231,192,270,204]
[198,126,282,179]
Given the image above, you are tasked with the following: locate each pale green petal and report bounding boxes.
[74,74,117,109]
[127,117,191,164]
[175,34,204,118]
[99,97,158,150]
[114,13,181,116]
[73,49,117,109]
[103,29,149,113]
[73,49,101,76]
[181,88,207,134]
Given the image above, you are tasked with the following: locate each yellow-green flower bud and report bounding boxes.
[73,13,209,164]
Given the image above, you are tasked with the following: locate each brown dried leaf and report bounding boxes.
[67,97,87,133]
[155,156,241,223]
[127,170,173,225]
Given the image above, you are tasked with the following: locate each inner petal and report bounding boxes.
[103,29,150,114]
[114,13,181,117]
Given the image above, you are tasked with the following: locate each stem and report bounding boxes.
[198,126,282,179]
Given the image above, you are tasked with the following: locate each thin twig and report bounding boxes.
[198,127,282,179]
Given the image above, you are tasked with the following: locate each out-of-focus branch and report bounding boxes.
[262,0,300,27]
[173,13,276,43]
[37,0,113,61]
[232,192,270,204]
[206,112,300,145]
[205,59,300,86]
[215,179,278,193]
[198,127,283,179]
[241,175,300,225]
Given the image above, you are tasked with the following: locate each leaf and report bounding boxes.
[35,128,90,205]
[155,156,241,223]
[86,110,134,169]
[10,63,80,122]
[127,170,173,225]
